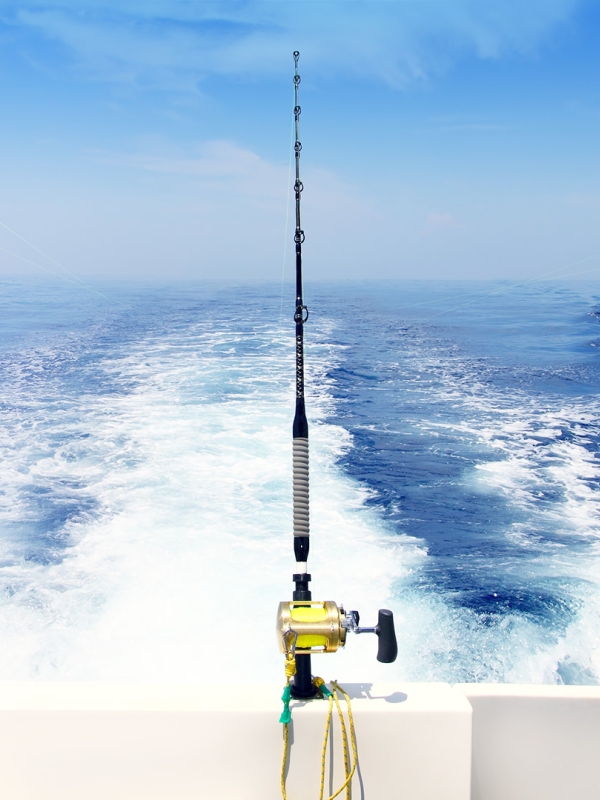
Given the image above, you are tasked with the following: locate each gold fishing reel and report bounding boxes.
[277,601,346,655]
[276,600,397,662]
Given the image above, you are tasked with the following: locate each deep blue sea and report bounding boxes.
[1,277,600,685]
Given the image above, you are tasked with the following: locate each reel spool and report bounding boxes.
[276,600,398,663]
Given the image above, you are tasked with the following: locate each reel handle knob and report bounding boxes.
[375,609,398,663]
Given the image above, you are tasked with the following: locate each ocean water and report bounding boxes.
[1,277,600,685]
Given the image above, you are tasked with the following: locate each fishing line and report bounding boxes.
[0,220,122,306]
[558,265,600,281]
[392,252,600,315]
[414,253,600,323]
[0,246,104,293]
[1,245,123,307]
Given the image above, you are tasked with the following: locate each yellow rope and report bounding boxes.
[329,681,358,800]
[285,653,297,680]
[280,653,296,800]
[282,706,291,800]
[318,690,334,800]
[280,676,358,800]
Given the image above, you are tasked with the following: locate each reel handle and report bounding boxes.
[375,609,398,663]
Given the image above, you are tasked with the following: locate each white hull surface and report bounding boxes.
[0,682,598,799]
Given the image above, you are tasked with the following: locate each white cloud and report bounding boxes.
[0,135,381,280]
[91,140,289,199]
[4,1,581,90]
[422,211,458,235]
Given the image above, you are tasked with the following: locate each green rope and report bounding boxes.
[280,684,292,724]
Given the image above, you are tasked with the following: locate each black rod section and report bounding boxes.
[292,49,309,567]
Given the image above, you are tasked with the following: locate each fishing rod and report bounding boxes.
[289,49,312,698]
[277,52,398,701]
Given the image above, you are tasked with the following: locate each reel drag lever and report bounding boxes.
[343,608,398,663]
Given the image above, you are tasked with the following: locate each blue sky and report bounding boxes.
[0,0,598,281]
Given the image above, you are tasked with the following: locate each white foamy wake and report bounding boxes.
[3,297,600,687]
[0,313,422,684]
[386,338,600,684]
